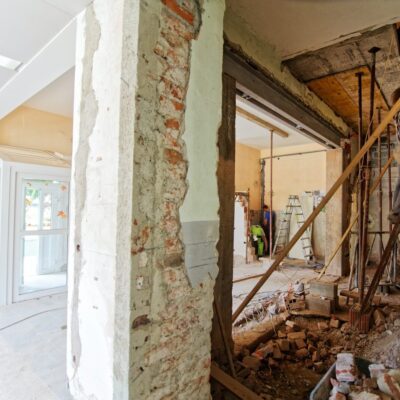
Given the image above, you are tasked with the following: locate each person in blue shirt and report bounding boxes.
[262,204,275,254]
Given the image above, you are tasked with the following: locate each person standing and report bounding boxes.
[262,204,275,254]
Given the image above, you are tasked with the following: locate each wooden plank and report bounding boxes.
[236,106,289,138]
[340,289,384,306]
[307,66,390,134]
[232,98,400,322]
[210,363,263,400]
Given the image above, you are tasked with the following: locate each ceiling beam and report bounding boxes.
[224,47,346,148]
[0,18,76,119]
[236,106,289,138]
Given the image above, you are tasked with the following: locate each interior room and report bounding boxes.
[2,1,400,400]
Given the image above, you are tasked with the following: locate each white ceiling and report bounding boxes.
[226,0,400,60]
[235,98,318,149]
[2,0,400,120]
[25,67,75,117]
[0,1,91,89]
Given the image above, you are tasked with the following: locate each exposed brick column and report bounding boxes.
[68,1,225,399]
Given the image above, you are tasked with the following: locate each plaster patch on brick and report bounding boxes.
[181,220,219,286]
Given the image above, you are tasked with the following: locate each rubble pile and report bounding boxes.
[328,353,400,400]
[232,303,400,399]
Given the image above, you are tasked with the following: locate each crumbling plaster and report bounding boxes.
[68,0,225,399]
[67,1,137,399]
[223,8,351,137]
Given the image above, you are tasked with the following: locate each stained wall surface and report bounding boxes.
[235,143,261,210]
[0,106,72,155]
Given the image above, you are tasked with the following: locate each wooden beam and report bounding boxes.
[210,363,263,400]
[236,106,289,138]
[212,73,236,363]
[232,98,400,322]
[224,48,343,147]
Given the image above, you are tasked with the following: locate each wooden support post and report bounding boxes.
[213,302,236,378]
[232,98,400,322]
[213,73,236,360]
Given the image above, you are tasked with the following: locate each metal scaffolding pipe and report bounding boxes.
[232,98,400,322]
[269,131,273,259]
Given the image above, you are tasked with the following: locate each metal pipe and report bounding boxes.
[261,149,326,160]
[360,47,380,303]
[246,188,250,264]
[378,107,383,258]
[356,71,364,294]
[260,159,266,223]
[269,131,273,259]
[388,126,393,227]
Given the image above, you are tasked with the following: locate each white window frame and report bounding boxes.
[0,161,70,305]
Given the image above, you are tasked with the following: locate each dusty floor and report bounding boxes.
[232,257,320,314]
[0,293,70,400]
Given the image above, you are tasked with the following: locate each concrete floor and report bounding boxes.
[233,257,320,313]
[0,293,70,400]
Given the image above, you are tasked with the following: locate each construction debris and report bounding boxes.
[231,301,400,399]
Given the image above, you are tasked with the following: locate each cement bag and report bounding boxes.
[336,353,356,382]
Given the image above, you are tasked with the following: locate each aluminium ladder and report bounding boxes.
[272,195,314,261]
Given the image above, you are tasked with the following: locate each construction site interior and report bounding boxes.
[3,1,400,400]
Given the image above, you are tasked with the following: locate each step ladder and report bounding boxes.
[272,195,314,261]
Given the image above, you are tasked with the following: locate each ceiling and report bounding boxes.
[0,0,91,89]
[236,98,318,149]
[285,24,400,134]
[25,68,75,117]
[307,66,390,134]
[226,0,400,60]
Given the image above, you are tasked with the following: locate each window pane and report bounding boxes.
[19,234,68,295]
[24,186,40,231]
[23,179,69,231]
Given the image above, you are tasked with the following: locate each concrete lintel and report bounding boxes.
[223,49,344,148]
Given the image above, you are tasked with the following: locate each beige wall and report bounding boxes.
[235,142,261,210]
[261,142,327,258]
[0,106,72,155]
[261,143,326,210]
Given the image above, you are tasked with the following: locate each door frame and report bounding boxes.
[12,169,70,302]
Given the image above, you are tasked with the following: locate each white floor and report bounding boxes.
[0,293,70,400]
[21,272,67,294]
